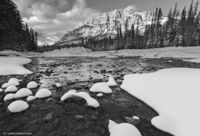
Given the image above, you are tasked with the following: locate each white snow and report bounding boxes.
[27,81,38,89]
[15,88,32,98]
[132,116,140,121]
[8,100,29,113]
[5,86,18,93]
[4,93,16,101]
[121,68,200,136]
[0,57,32,75]
[55,83,62,88]
[1,83,9,89]
[35,88,52,99]
[26,96,36,102]
[61,90,100,108]
[90,82,113,94]
[108,120,142,136]
[107,76,117,86]
[43,47,92,57]
[97,93,104,97]
[8,78,20,85]
[115,46,200,63]
[1,78,20,88]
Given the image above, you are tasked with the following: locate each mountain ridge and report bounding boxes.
[56,5,166,46]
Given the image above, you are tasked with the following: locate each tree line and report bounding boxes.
[79,1,200,51]
[0,0,38,51]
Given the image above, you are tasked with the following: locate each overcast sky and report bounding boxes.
[13,0,197,45]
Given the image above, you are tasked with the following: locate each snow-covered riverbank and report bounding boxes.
[2,46,200,63]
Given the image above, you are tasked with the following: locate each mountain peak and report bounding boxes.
[123,5,136,15]
[57,5,166,46]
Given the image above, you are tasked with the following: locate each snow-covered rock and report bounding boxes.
[35,88,52,99]
[109,120,142,136]
[5,86,18,93]
[107,76,117,86]
[8,78,20,86]
[8,100,29,113]
[4,93,16,101]
[0,57,32,76]
[1,83,9,89]
[1,78,20,89]
[121,68,200,136]
[55,83,62,88]
[61,90,100,108]
[97,93,104,97]
[27,81,38,89]
[132,116,140,121]
[26,96,36,102]
[15,88,32,98]
[90,82,113,94]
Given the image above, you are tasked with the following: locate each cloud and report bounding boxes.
[13,0,101,45]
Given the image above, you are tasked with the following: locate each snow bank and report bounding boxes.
[55,83,62,88]
[121,68,200,136]
[108,120,142,136]
[61,90,100,108]
[8,100,29,113]
[41,46,200,63]
[35,88,52,99]
[116,46,200,63]
[15,88,32,98]
[0,57,32,75]
[90,82,113,94]
[27,81,38,89]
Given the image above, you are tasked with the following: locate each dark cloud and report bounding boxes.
[13,0,101,45]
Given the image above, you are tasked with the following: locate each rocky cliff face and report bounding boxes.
[57,5,165,46]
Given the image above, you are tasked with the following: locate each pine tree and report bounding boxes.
[0,0,38,51]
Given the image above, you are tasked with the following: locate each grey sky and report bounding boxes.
[13,0,198,45]
[87,0,195,15]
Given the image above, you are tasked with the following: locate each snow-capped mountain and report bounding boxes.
[57,5,165,46]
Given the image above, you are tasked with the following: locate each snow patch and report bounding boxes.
[8,100,29,113]
[15,88,32,98]
[26,96,36,102]
[0,57,32,75]
[109,120,142,136]
[4,93,16,101]
[35,88,52,99]
[90,82,113,94]
[121,68,200,136]
[27,81,38,89]
[97,93,104,97]
[61,90,100,108]
[1,83,9,89]
[107,76,117,86]
[1,78,20,88]
[5,86,18,93]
